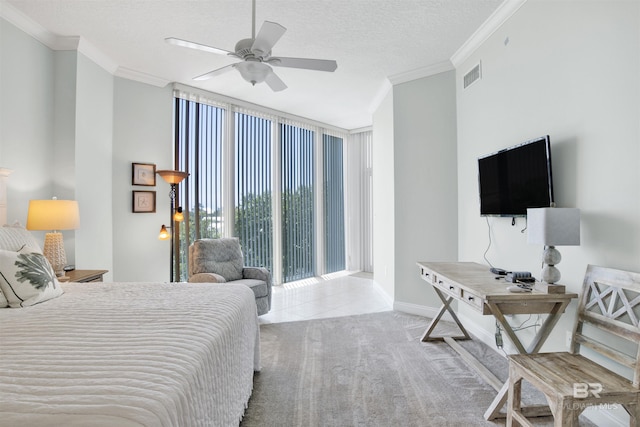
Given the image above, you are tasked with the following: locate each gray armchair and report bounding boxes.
[188,237,272,315]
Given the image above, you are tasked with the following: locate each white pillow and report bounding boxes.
[0,288,7,308]
[0,224,42,253]
[0,248,63,307]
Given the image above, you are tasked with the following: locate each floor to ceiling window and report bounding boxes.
[172,87,367,284]
[280,123,316,282]
[235,111,274,273]
[174,98,224,281]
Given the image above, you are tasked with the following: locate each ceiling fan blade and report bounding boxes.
[165,37,232,56]
[267,57,337,72]
[264,69,287,92]
[193,64,235,81]
[251,21,286,57]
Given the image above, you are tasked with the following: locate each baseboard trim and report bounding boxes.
[371,279,394,308]
[456,312,515,356]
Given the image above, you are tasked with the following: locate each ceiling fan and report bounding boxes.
[165,0,337,92]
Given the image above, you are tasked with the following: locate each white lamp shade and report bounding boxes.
[527,207,580,246]
[26,200,80,231]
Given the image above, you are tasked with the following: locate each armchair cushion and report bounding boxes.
[189,272,226,283]
[190,238,243,282]
[243,266,270,282]
[233,279,268,299]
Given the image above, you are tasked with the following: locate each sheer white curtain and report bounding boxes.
[347,130,373,272]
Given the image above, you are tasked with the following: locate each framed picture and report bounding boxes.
[132,162,156,186]
[132,191,156,213]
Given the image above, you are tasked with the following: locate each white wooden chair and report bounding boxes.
[507,265,640,426]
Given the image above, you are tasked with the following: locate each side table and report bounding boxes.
[61,269,108,283]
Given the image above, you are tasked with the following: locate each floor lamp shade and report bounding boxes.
[156,170,189,185]
[527,207,580,284]
[26,199,80,276]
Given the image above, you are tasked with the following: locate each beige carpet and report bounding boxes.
[241,311,594,426]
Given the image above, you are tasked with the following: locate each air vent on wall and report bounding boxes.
[463,62,482,89]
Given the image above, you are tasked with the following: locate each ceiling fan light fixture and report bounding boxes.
[235,61,270,86]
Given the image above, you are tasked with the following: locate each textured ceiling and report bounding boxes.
[3,0,504,130]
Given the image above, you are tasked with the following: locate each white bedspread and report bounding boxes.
[0,281,260,427]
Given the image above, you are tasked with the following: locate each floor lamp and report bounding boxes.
[157,170,189,282]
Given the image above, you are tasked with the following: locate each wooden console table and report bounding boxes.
[417,261,578,420]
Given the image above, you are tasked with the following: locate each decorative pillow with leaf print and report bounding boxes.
[0,248,63,307]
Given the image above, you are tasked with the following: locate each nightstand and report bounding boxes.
[62,269,108,283]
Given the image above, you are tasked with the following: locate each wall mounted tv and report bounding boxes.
[478,135,554,217]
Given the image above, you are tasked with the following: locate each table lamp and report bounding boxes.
[527,207,580,285]
[26,198,80,277]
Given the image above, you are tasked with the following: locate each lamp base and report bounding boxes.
[534,281,566,294]
[540,265,561,284]
[540,246,562,285]
[43,232,67,277]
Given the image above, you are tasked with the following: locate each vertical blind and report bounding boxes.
[235,112,273,271]
[281,123,315,282]
[175,98,224,281]
[323,134,345,273]
[173,90,362,284]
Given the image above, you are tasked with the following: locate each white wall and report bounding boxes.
[1,18,118,276]
[455,3,639,424]
[74,53,114,278]
[391,71,458,311]
[372,89,395,299]
[2,15,190,282]
[456,0,640,348]
[112,78,173,282]
[51,50,78,263]
[372,71,459,310]
[1,18,55,226]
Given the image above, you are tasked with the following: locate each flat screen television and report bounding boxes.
[478,135,554,217]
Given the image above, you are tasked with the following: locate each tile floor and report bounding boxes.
[259,271,392,324]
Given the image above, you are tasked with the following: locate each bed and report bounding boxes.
[0,225,260,427]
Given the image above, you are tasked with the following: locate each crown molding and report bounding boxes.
[1,2,59,48]
[114,67,171,87]
[349,126,372,135]
[2,2,118,75]
[365,78,392,121]
[450,0,527,67]
[387,60,454,85]
[77,38,119,74]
